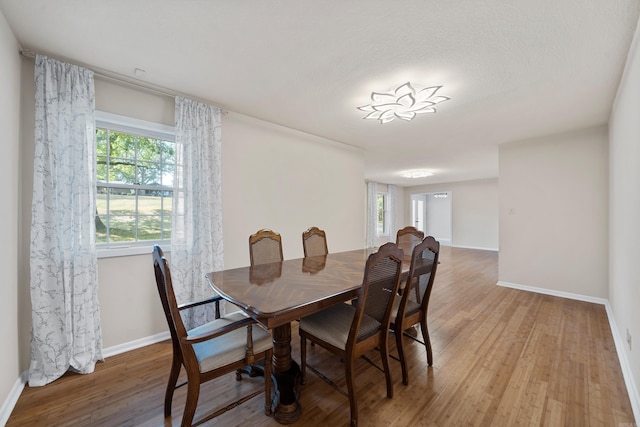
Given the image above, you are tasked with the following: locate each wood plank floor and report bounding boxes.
[8,246,635,426]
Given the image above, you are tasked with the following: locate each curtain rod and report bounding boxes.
[19,48,228,113]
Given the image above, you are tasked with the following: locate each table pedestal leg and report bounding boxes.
[271,322,301,424]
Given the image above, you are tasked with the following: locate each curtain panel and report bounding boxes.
[366,182,378,248]
[172,96,224,326]
[388,184,397,240]
[29,55,102,386]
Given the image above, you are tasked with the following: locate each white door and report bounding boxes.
[410,194,427,233]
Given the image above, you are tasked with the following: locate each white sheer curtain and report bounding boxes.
[366,181,378,248]
[29,55,102,386]
[172,96,224,326]
[388,184,397,240]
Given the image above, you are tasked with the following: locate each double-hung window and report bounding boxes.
[95,111,175,256]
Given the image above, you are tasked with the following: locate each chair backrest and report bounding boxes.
[396,226,425,252]
[249,229,284,266]
[302,227,328,257]
[399,236,440,317]
[152,245,193,362]
[349,242,404,345]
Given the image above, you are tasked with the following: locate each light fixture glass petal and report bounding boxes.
[358,82,450,124]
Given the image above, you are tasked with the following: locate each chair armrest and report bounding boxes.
[183,316,255,344]
[178,295,223,319]
[178,295,224,311]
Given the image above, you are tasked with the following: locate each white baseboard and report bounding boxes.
[496,281,608,305]
[604,301,640,424]
[497,280,639,424]
[102,331,170,359]
[451,244,499,252]
[0,372,27,426]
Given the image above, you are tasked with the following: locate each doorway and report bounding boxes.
[410,192,452,245]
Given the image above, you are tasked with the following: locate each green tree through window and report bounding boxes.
[96,125,175,245]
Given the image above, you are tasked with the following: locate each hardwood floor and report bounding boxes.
[8,246,635,426]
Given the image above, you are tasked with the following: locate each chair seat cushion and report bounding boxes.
[189,311,272,373]
[299,303,381,350]
[390,298,421,324]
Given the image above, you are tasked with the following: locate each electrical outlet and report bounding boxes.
[627,329,632,351]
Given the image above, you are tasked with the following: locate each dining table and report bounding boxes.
[206,247,409,424]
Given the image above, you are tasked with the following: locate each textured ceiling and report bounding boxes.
[1,0,639,185]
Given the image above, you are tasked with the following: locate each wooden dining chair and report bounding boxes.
[249,229,284,266]
[299,242,404,427]
[302,226,328,257]
[396,226,425,254]
[153,246,273,426]
[390,236,440,386]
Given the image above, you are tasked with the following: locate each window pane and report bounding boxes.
[163,216,172,239]
[161,162,175,186]
[137,160,162,186]
[108,215,137,242]
[138,215,162,240]
[137,136,163,163]
[109,131,137,160]
[108,189,136,214]
[96,129,107,156]
[109,162,136,184]
[96,155,108,182]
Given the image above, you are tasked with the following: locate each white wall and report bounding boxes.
[17,73,366,360]
[0,8,21,421]
[221,113,364,268]
[404,178,499,250]
[610,14,640,418]
[498,126,609,298]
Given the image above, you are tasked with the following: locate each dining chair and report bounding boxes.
[396,226,425,255]
[389,236,440,386]
[152,246,273,426]
[249,229,284,265]
[299,242,404,427]
[302,226,328,257]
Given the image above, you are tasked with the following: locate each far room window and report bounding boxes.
[377,192,388,236]
[95,111,175,249]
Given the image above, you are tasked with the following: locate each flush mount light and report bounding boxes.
[401,169,433,179]
[358,82,450,124]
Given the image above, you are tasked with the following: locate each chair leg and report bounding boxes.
[264,349,273,415]
[181,379,200,427]
[164,352,181,417]
[380,338,394,399]
[300,335,307,385]
[420,317,433,366]
[345,356,358,427]
[395,324,409,386]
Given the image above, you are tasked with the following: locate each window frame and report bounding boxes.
[95,111,176,258]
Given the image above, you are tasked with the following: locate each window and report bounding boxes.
[95,112,175,252]
[377,192,388,236]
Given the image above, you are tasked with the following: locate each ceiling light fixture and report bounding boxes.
[401,169,433,179]
[358,82,450,124]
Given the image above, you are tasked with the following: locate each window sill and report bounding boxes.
[97,244,170,259]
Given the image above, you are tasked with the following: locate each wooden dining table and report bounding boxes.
[206,248,395,424]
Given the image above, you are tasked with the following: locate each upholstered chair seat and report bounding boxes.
[299,304,381,350]
[190,312,273,373]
